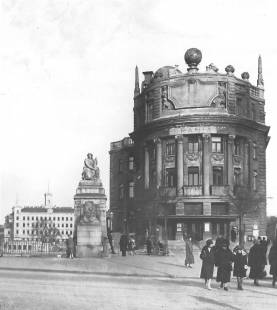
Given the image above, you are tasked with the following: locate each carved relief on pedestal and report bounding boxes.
[154,138,162,145]
[202,134,211,143]
[211,82,227,108]
[161,85,174,110]
[164,156,175,168]
[211,154,224,165]
[80,201,99,225]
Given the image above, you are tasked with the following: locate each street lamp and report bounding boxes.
[110,212,113,231]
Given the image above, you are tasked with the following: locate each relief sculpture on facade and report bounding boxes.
[161,85,174,110]
[80,201,99,224]
[211,82,227,108]
[233,155,243,167]
[185,153,200,166]
[211,154,224,165]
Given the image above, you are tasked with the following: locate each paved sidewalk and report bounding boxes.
[0,247,271,280]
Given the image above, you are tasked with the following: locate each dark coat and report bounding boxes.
[186,240,194,264]
[215,237,229,251]
[215,248,233,283]
[146,239,152,253]
[260,240,268,265]
[119,235,128,252]
[233,251,247,278]
[248,244,264,279]
[128,239,134,251]
[269,244,277,276]
[68,236,74,249]
[200,245,215,279]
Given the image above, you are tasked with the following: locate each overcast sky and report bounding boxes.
[1,0,277,223]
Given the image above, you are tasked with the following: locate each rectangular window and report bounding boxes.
[16,230,19,234]
[166,168,176,187]
[62,217,64,221]
[27,216,29,220]
[53,217,56,221]
[236,98,242,115]
[16,223,19,227]
[66,217,68,221]
[27,230,29,234]
[129,182,134,198]
[44,217,47,220]
[23,230,25,234]
[49,217,51,220]
[213,167,223,185]
[147,103,154,121]
[188,136,199,153]
[253,171,258,191]
[23,216,25,220]
[211,203,227,215]
[32,217,34,220]
[23,223,25,227]
[188,167,199,185]
[70,224,73,228]
[119,184,124,199]
[36,217,38,220]
[129,157,134,170]
[119,158,124,173]
[66,224,68,228]
[16,216,19,220]
[184,203,203,215]
[166,140,175,155]
[70,217,73,221]
[212,136,222,153]
[58,217,60,221]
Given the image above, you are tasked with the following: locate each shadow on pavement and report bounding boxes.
[189,295,242,310]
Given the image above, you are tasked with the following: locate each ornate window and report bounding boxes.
[166,139,175,155]
[147,103,154,121]
[188,167,199,185]
[166,168,176,187]
[129,157,134,170]
[212,137,222,153]
[213,167,223,185]
[235,98,242,115]
[119,158,124,173]
[129,182,134,198]
[188,136,199,153]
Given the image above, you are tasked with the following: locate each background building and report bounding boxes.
[4,192,74,241]
[110,49,270,244]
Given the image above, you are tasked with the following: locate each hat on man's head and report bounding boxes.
[206,239,213,246]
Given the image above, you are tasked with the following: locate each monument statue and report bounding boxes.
[82,153,100,180]
[80,201,98,224]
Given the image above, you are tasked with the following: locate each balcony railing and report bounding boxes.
[110,137,134,150]
[183,186,203,196]
[210,185,229,196]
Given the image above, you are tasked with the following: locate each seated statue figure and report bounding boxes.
[82,153,100,180]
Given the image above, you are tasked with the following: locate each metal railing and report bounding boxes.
[2,240,67,256]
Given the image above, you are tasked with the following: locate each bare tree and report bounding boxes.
[226,181,264,245]
[33,219,61,243]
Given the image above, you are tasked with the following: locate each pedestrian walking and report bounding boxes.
[128,237,134,255]
[260,237,269,265]
[68,235,74,259]
[269,239,277,287]
[231,227,237,242]
[107,229,116,254]
[200,239,215,290]
[233,245,247,290]
[248,239,264,286]
[185,236,194,268]
[146,237,152,255]
[215,242,233,291]
[119,234,128,257]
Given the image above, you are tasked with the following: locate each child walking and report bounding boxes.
[233,244,248,290]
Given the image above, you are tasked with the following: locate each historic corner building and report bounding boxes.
[109,48,270,243]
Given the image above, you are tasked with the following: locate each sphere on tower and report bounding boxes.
[184,48,202,66]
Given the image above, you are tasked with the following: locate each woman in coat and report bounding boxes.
[185,236,194,268]
[215,243,233,291]
[248,239,264,286]
[233,245,248,290]
[200,239,215,290]
[269,239,277,287]
[119,234,128,257]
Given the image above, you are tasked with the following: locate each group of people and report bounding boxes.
[199,235,276,291]
[119,234,136,256]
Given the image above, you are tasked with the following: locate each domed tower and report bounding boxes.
[128,49,270,243]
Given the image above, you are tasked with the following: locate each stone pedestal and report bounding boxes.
[74,179,107,258]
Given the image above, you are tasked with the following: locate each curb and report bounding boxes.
[0,267,177,279]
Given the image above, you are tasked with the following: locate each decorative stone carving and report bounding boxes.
[225,65,235,75]
[211,82,227,108]
[233,155,243,166]
[168,65,182,77]
[175,135,183,142]
[80,201,98,224]
[185,48,202,73]
[228,135,236,144]
[161,85,174,110]
[202,134,211,143]
[211,154,224,164]
[186,154,200,162]
[164,156,175,163]
[241,72,250,81]
[234,167,241,175]
[206,63,219,73]
[154,138,162,145]
[82,153,100,180]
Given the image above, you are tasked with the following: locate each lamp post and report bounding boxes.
[110,212,113,231]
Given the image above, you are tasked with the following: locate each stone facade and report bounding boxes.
[109,49,270,244]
